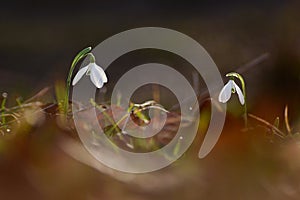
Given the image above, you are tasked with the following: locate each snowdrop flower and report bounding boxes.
[218,72,248,127]
[63,47,108,115]
[72,54,108,89]
[218,79,245,105]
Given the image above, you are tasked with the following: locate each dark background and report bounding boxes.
[1,0,299,98]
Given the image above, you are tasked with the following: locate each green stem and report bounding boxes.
[16,97,23,107]
[90,98,129,137]
[113,104,134,134]
[88,53,96,63]
[90,98,116,128]
[226,72,248,127]
[1,93,7,126]
[63,47,92,114]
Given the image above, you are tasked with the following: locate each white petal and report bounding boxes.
[72,66,89,86]
[92,63,108,83]
[218,80,233,103]
[90,66,104,88]
[232,81,245,105]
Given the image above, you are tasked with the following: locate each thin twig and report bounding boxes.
[0,103,57,129]
[248,113,285,139]
[235,53,270,74]
[284,105,292,135]
[0,102,44,113]
[24,87,51,103]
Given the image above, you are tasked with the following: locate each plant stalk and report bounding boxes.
[63,47,92,114]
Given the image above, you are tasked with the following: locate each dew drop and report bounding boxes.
[179,136,183,140]
[126,143,134,149]
[6,128,11,133]
[189,107,193,111]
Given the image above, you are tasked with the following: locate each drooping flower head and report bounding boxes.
[218,71,248,127]
[72,54,108,89]
[218,79,245,105]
